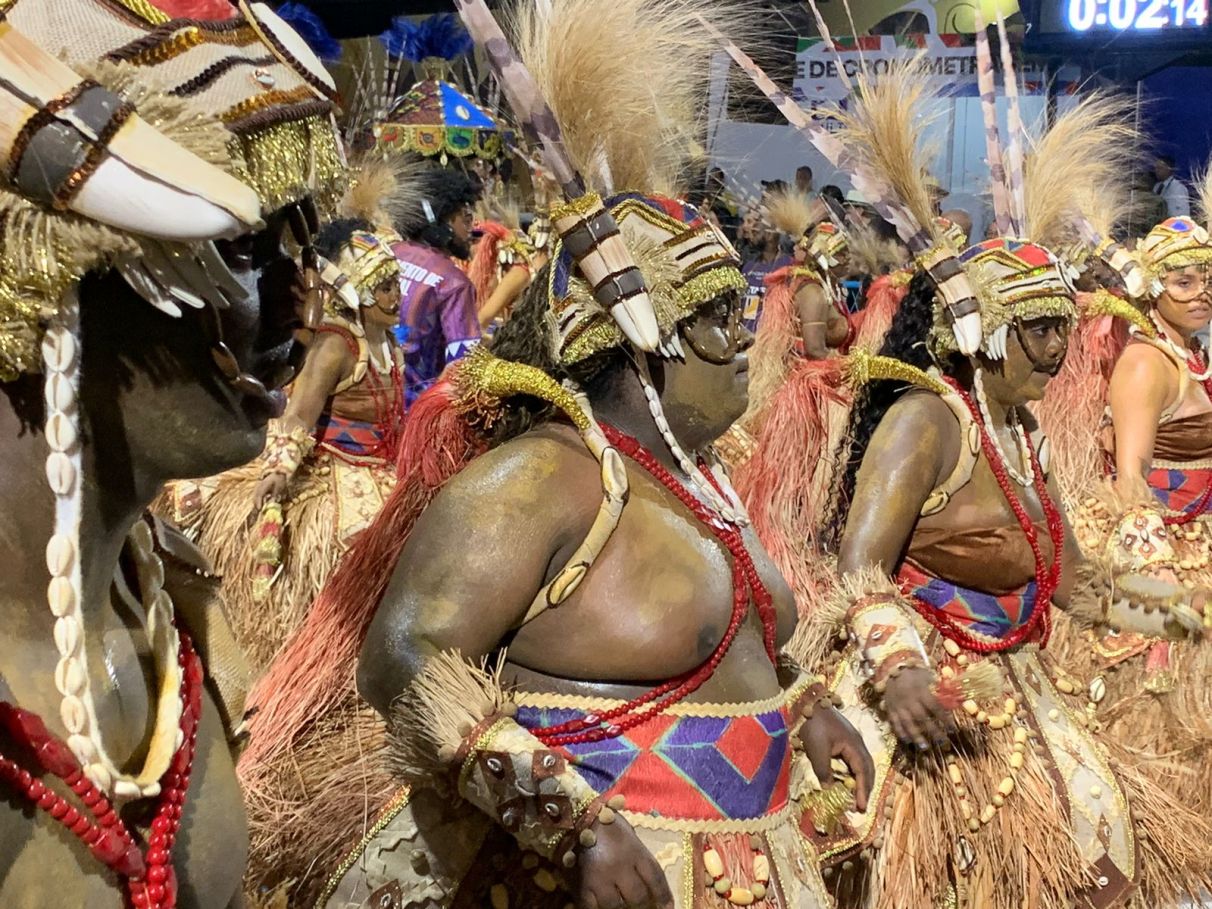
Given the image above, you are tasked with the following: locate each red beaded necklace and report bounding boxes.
[0,630,201,909]
[910,379,1065,653]
[531,424,779,747]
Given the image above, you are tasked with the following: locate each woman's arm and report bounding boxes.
[477,264,531,329]
[252,331,354,506]
[1109,343,1175,501]
[837,392,959,748]
[795,281,833,360]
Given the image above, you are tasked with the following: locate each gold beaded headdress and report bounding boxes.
[325,231,402,312]
[1138,217,1212,285]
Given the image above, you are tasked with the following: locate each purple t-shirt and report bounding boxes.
[392,240,480,409]
[741,255,791,332]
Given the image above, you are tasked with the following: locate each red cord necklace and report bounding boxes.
[531,424,779,747]
[0,630,201,909]
[909,379,1064,653]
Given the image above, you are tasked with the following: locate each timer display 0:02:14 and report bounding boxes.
[1067,0,1208,29]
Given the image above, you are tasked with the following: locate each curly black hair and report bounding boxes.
[314,217,374,259]
[819,270,965,550]
[396,163,483,245]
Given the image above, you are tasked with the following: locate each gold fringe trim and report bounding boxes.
[456,346,591,432]
[229,114,345,214]
[1084,288,1155,338]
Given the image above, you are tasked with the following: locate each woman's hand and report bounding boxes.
[569,814,673,909]
[251,472,288,512]
[882,666,954,750]
[799,705,876,811]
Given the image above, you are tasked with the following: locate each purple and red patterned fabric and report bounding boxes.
[515,704,791,822]
[392,239,480,411]
[314,413,387,460]
[898,562,1043,644]
[1147,466,1212,515]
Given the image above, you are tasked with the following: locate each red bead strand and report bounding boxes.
[911,379,1065,654]
[0,630,202,909]
[532,424,779,746]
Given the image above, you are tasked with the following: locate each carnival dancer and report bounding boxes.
[168,214,407,671]
[0,0,345,906]
[1044,170,1212,814]
[392,164,484,410]
[235,2,877,905]
[787,35,1212,909]
[468,207,548,329]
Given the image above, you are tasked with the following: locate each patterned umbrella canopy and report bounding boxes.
[375,77,504,163]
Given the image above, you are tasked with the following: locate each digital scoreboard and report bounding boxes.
[1029,0,1211,46]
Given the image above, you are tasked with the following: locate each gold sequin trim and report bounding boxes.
[221,86,316,125]
[677,266,747,312]
[843,349,950,396]
[1148,246,1212,281]
[120,26,260,67]
[551,191,602,222]
[1083,288,1155,338]
[456,346,591,432]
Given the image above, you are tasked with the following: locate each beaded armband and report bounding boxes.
[390,651,618,868]
[455,713,620,866]
[847,592,930,692]
[260,425,314,480]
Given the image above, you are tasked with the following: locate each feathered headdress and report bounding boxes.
[703,15,983,356]
[508,0,749,365]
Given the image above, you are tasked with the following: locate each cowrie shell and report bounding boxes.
[41,330,77,372]
[68,734,98,763]
[46,534,75,575]
[46,452,76,495]
[60,695,87,733]
[129,521,153,555]
[85,762,112,793]
[547,563,588,606]
[53,615,80,655]
[54,656,86,696]
[600,447,629,498]
[46,373,75,412]
[45,412,78,453]
[113,780,143,800]
[47,576,76,616]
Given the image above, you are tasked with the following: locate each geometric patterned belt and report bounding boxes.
[1147,465,1212,515]
[899,561,1044,646]
[516,704,792,822]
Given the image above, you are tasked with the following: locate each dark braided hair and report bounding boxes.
[819,270,964,549]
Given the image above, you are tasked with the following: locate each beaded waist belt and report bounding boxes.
[515,700,792,822]
[899,562,1045,649]
[1147,465,1212,516]
[314,413,390,461]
